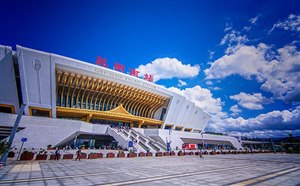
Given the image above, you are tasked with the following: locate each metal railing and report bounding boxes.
[148,141,160,152]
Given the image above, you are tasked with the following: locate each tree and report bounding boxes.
[287,134,297,143]
[0,141,10,157]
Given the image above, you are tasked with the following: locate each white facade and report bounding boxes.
[0,113,108,149]
[1,113,243,150]
[0,46,19,112]
[0,45,244,151]
[14,45,210,131]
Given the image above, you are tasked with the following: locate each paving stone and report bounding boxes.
[0,154,299,185]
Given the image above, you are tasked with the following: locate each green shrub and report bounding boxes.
[0,141,10,156]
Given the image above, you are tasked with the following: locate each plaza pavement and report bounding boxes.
[0,153,299,186]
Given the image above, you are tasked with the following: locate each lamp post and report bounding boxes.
[270,138,276,154]
[201,132,205,150]
[166,129,172,152]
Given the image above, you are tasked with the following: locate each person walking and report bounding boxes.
[200,148,204,159]
[55,147,60,160]
[75,148,82,161]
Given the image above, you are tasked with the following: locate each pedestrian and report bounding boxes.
[55,147,60,160]
[75,148,82,161]
[200,148,204,159]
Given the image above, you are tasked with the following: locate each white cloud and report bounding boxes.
[269,14,300,33]
[208,50,215,60]
[177,79,187,87]
[224,22,233,32]
[137,57,200,82]
[205,43,300,103]
[167,85,300,138]
[206,106,300,138]
[243,26,251,32]
[230,92,271,110]
[168,85,224,115]
[230,105,242,116]
[220,30,248,45]
[205,80,213,85]
[261,45,300,102]
[249,16,259,25]
[219,30,249,54]
[211,86,222,91]
[205,43,268,80]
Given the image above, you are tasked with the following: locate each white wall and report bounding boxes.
[17,45,53,115]
[0,45,19,112]
[0,113,108,149]
[143,129,243,150]
[163,92,211,131]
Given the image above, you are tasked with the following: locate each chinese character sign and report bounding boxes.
[95,55,154,82]
[144,73,154,82]
[129,68,140,77]
[95,56,108,68]
[114,63,125,73]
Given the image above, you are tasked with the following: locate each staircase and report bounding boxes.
[149,136,168,150]
[107,127,142,152]
[107,127,167,153]
[131,128,168,152]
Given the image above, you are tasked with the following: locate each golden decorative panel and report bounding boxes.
[56,70,168,124]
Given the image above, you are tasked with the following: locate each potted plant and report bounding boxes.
[210,150,217,155]
[80,152,87,159]
[139,152,146,157]
[127,152,137,158]
[20,150,34,161]
[146,151,152,157]
[8,151,15,158]
[156,152,162,157]
[88,153,98,159]
[106,152,115,158]
[117,150,126,158]
[178,151,184,156]
[36,151,47,160]
[63,154,74,159]
[163,152,170,156]
[97,153,103,158]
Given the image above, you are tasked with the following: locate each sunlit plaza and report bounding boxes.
[0,154,300,186]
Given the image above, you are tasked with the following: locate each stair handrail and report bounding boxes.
[149,136,168,151]
[148,141,160,152]
[131,128,167,151]
[110,127,130,140]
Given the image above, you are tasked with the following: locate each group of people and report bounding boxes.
[54,147,82,161]
[114,125,129,133]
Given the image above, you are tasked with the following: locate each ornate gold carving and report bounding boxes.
[56,70,168,123]
[60,72,70,106]
[86,78,97,109]
[65,73,75,107]
[93,80,105,110]
[89,79,101,109]
[76,76,87,108]
[56,105,163,126]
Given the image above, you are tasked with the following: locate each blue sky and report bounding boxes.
[1,0,300,138]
